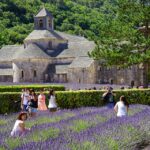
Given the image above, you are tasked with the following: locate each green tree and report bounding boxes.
[89,0,150,87]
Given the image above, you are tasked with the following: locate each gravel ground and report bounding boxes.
[0,82,128,90]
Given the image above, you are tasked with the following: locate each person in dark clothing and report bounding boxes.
[102,87,115,108]
[28,90,38,117]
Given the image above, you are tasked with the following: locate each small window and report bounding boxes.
[34,70,37,78]
[107,67,110,70]
[21,70,24,79]
[49,41,52,49]
[48,19,51,27]
[117,67,121,70]
[128,66,132,69]
[99,67,102,71]
[110,79,113,85]
[39,19,43,28]
[131,80,134,88]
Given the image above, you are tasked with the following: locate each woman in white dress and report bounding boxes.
[11,112,30,137]
[48,89,57,112]
[114,96,129,117]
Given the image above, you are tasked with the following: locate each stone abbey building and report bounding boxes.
[0,8,145,86]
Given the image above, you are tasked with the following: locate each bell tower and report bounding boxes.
[34,7,54,31]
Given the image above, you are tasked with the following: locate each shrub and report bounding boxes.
[0,85,65,93]
[0,89,150,114]
[113,89,150,105]
[0,92,21,114]
[56,90,104,109]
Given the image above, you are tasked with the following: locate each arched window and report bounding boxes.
[131,80,134,88]
[48,19,51,27]
[117,67,121,70]
[98,66,102,71]
[34,70,37,78]
[49,41,52,49]
[128,66,132,69]
[110,79,113,85]
[39,19,43,28]
[21,70,24,79]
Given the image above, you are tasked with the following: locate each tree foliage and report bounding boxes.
[0,0,149,67]
[89,0,150,67]
[0,0,107,48]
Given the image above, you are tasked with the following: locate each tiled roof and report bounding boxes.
[0,44,50,62]
[0,45,21,62]
[69,57,94,68]
[24,30,66,41]
[0,30,95,63]
[13,43,50,60]
[35,7,53,18]
[57,41,95,58]
[56,31,95,58]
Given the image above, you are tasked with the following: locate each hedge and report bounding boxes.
[0,89,150,114]
[0,85,65,92]
[56,89,150,108]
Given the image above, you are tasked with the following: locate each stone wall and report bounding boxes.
[0,75,13,82]
[13,59,50,83]
[67,61,97,84]
[34,16,53,30]
[97,65,144,86]
[0,62,13,82]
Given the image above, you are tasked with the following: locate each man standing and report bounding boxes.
[102,87,115,108]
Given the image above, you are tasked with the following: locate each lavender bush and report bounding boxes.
[0,105,150,150]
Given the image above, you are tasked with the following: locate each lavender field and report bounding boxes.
[0,105,150,150]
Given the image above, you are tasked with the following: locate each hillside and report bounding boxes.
[0,0,115,48]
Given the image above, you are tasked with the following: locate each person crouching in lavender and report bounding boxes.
[11,112,30,137]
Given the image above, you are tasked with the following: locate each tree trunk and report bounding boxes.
[142,10,149,88]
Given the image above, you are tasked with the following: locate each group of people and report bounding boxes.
[11,86,129,137]
[102,87,129,117]
[11,88,57,137]
[21,88,57,116]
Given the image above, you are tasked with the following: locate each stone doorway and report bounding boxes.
[131,80,135,88]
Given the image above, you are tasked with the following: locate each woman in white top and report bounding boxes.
[48,89,57,112]
[11,112,30,137]
[114,96,129,117]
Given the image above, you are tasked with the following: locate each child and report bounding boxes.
[48,89,57,112]
[11,112,30,137]
[38,89,47,111]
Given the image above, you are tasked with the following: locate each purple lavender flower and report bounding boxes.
[0,104,149,150]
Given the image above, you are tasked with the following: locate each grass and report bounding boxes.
[69,120,93,132]
[26,112,75,128]
[0,120,7,126]
[6,127,60,149]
